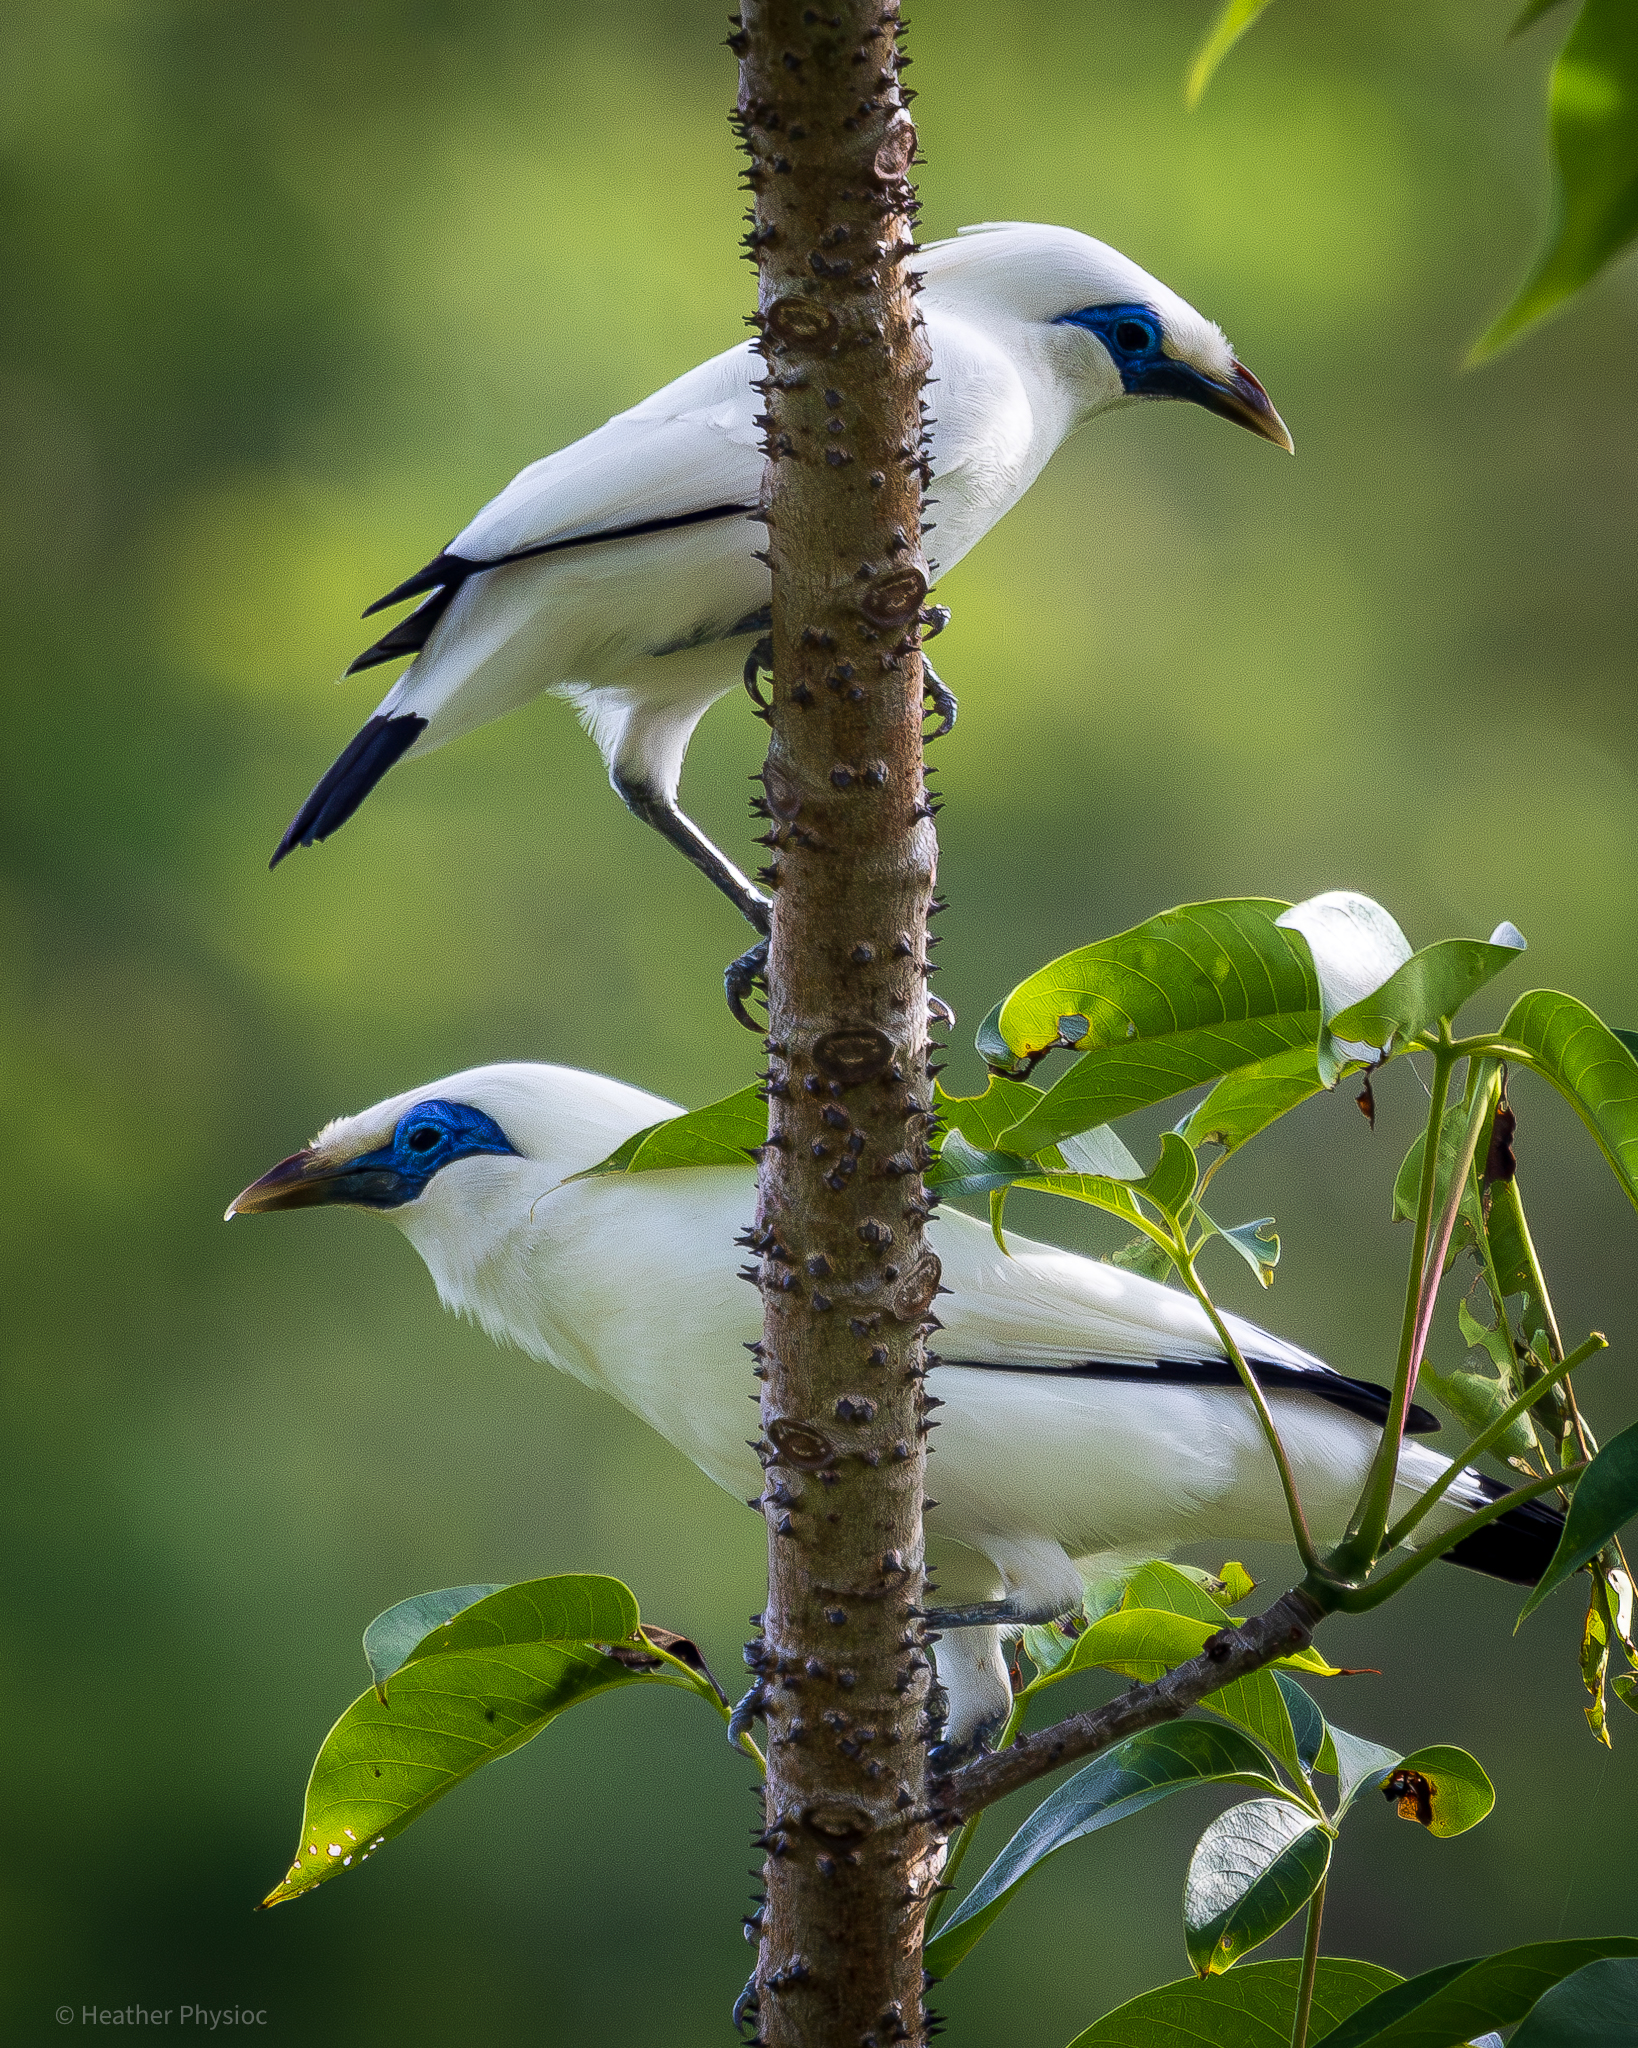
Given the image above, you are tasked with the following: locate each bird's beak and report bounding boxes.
[1196,359,1294,453]
[226,1148,409,1219]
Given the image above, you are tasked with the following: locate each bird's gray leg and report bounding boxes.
[611,772,772,934]
[920,606,957,739]
[924,1596,1066,1630]
[610,773,772,1031]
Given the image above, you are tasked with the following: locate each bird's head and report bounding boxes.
[226,1062,679,1293]
[921,222,1292,452]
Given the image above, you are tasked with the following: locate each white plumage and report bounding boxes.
[231,1060,1557,1750]
[269,223,1290,952]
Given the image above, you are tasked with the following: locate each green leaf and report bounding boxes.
[1181,1044,1327,1155]
[1419,1364,1535,1461]
[1202,1212,1281,1288]
[569,1083,764,1177]
[1497,989,1638,1210]
[934,1075,1047,1150]
[1110,1234,1177,1282]
[1123,1564,1303,1779]
[1328,928,1527,1052]
[1275,892,1415,1085]
[1475,0,1638,359]
[975,997,1019,1072]
[363,1583,504,1698]
[1519,1416,1638,1620]
[1388,1744,1495,1838]
[1325,1724,1406,1819]
[927,1129,1039,1200]
[1067,1957,1400,2048]
[1272,1672,1328,1777]
[1512,1957,1638,2044]
[990,900,1319,1155]
[1186,0,1278,109]
[1183,1798,1332,1975]
[262,1575,703,1907]
[1315,1937,1638,2048]
[925,1722,1286,1978]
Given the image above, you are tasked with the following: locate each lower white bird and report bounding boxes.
[230,1062,1558,1749]
[268,224,1291,1016]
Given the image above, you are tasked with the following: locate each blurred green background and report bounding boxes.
[4,0,1636,2038]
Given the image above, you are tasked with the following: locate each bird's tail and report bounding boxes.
[1441,1470,1564,1587]
[268,713,427,868]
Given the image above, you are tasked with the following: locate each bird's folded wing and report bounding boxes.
[447,342,766,565]
[933,1223,1438,1433]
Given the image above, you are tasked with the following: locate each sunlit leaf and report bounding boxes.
[1316,1937,1638,2048]
[1387,1744,1495,1838]
[1066,1957,1400,2048]
[1183,1798,1332,1975]
[1475,0,1638,359]
[1328,927,1527,1054]
[1186,0,1279,110]
[1202,1212,1281,1287]
[1511,1957,1638,2045]
[569,1084,763,1176]
[1496,989,1638,1210]
[989,900,1319,1154]
[933,1074,1045,1149]
[925,1722,1286,1977]
[1180,1044,1326,1155]
[1275,892,1414,1085]
[262,1575,709,1907]
[1519,1416,1638,1621]
[1123,1563,1303,1778]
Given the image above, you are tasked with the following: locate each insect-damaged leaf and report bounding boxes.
[925,1722,1286,1977]
[989,900,1320,1155]
[569,1083,764,1176]
[1066,1956,1400,2048]
[1519,1417,1638,1622]
[262,1575,712,1907]
[1183,1797,1332,1975]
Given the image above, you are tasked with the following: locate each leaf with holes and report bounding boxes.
[1184,1798,1332,1975]
[925,1722,1287,1977]
[988,900,1319,1155]
[262,1576,716,1906]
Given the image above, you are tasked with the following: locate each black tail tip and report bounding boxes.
[268,713,427,869]
[1445,1483,1566,1588]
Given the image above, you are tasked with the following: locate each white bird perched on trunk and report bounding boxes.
[269,223,1290,1019]
[231,1061,1560,1755]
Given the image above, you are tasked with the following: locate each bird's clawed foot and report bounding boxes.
[726,938,769,1033]
[742,635,773,722]
[922,657,958,741]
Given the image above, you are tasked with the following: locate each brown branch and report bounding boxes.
[734,5,940,2045]
[929,1585,1329,1825]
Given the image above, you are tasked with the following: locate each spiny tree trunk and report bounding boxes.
[733,6,941,2043]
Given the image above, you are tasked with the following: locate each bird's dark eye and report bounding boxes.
[1114,319,1154,354]
[406,1126,443,1153]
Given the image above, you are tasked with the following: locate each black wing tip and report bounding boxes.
[1444,1480,1566,1588]
[268,713,428,868]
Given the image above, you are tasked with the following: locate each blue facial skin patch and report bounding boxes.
[342,1100,520,1208]
[1055,301,1233,409]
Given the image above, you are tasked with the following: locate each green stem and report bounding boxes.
[1179,1253,1320,1573]
[1404,1062,1499,1399]
[926,1813,981,1935]
[1336,1463,1585,1612]
[1290,1871,1328,2048]
[1386,1332,1607,1549]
